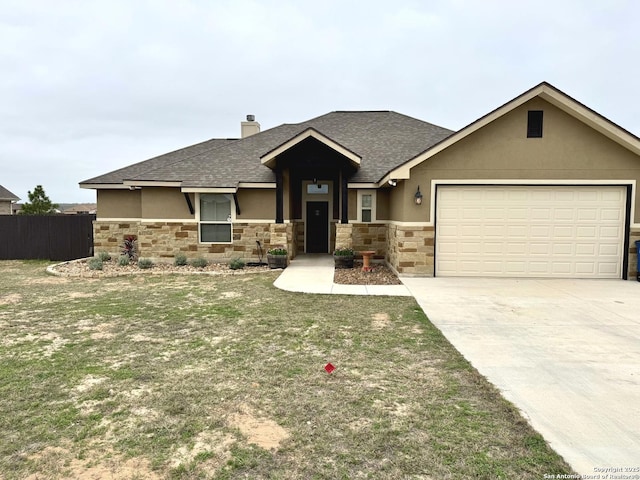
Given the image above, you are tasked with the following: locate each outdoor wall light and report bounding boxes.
[414,185,423,205]
[388,179,397,187]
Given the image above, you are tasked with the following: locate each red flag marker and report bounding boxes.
[324,363,335,374]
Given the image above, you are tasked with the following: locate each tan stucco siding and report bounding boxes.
[141,188,194,219]
[97,189,142,218]
[373,188,389,220]
[405,98,640,223]
[348,190,358,221]
[0,200,11,215]
[236,189,275,220]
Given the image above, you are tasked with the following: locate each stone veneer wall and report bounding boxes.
[335,223,353,249]
[351,223,386,258]
[387,224,435,275]
[94,221,289,262]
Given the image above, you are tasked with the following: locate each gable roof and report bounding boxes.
[80,111,454,189]
[384,82,640,182]
[0,185,19,201]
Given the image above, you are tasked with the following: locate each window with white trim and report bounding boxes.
[199,194,232,243]
[357,190,376,222]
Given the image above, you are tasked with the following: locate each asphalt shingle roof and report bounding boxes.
[81,111,454,188]
[0,185,19,201]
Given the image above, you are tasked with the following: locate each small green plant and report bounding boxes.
[229,258,245,270]
[174,253,188,266]
[97,251,111,262]
[137,258,153,270]
[267,248,287,256]
[333,247,354,256]
[88,257,103,270]
[117,255,130,267]
[190,257,208,268]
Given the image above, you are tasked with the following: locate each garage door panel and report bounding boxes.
[601,209,623,221]
[436,186,625,278]
[577,208,598,220]
[575,243,596,255]
[575,263,596,274]
[530,243,550,255]
[599,226,622,238]
[530,226,551,238]
[599,263,619,274]
[599,244,620,256]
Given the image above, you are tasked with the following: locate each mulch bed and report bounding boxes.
[50,258,402,285]
[333,261,402,285]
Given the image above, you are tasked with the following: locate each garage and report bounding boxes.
[436,185,627,278]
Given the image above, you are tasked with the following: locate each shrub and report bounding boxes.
[229,258,245,270]
[117,255,130,267]
[121,236,137,260]
[334,247,354,256]
[88,257,103,270]
[267,248,287,256]
[174,253,188,266]
[97,251,111,262]
[190,257,208,268]
[137,258,153,269]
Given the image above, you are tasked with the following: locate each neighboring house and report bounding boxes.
[80,82,640,280]
[0,186,20,215]
[62,204,97,215]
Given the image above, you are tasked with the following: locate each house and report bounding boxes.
[62,204,97,215]
[0,186,20,215]
[80,82,640,280]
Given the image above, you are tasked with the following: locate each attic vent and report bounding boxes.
[527,110,543,138]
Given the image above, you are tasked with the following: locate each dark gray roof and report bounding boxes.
[81,111,454,187]
[0,185,19,201]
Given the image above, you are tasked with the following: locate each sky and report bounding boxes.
[1,0,639,204]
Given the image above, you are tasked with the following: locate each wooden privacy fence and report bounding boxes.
[0,215,95,261]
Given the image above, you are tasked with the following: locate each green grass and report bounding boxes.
[0,260,575,479]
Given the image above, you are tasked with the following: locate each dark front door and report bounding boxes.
[306,201,329,253]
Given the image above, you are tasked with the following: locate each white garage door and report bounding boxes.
[436,185,626,278]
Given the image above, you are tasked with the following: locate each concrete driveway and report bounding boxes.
[401,277,640,475]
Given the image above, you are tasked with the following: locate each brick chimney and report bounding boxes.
[241,114,260,138]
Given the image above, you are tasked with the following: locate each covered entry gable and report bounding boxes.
[260,127,361,169]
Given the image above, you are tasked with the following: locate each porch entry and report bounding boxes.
[306,201,329,253]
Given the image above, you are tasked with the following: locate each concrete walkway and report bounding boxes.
[273,254,411,296]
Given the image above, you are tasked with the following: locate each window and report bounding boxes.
[199,194,232,243]
[357,190,376,222]
[527,110,543,138]
[306,183,329,194]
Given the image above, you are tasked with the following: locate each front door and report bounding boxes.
[306,201,329,253]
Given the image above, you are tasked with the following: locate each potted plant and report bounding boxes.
[267,247,288,269]
[333,247,354,269]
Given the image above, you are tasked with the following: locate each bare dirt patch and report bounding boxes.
[371,312,391,329]
[0,293,21,305]
[26,446,159,480]
[228,405,290,450]
[171,431,235,470]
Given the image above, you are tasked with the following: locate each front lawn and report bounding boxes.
[0,261,574,479]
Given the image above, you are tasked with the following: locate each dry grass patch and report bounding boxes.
[0,260,575,479]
